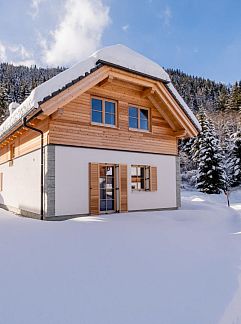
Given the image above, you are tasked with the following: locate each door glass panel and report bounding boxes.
[100,200,106,211]
[106,167,113,176]
[106,189,114,199]
[99,166,115,212]
[100,189,106,200]
[107,177,114,185]
[107,199,114,210]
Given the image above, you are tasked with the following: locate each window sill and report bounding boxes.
[91,122,118,129]
[129,127,150,134]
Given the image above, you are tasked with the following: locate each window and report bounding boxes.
[91,98,116,126]
[131,165,150,191]
[129,106,149,131]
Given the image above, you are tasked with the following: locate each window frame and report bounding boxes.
[131,165,151,191]
[91,96,117,128]
[128,106,150,132]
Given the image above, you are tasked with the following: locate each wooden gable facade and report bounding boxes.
[0,65,198,164]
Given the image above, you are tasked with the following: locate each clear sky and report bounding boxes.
[0,0,240,84]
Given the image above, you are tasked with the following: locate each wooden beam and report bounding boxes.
[148,95,176,131]
[109,69,156,89]
[41,66,110,116]
[174,129,187,138]
[36,113,48,121]
[98,75,114,87]
[141,87,155,98]
[156,83,198,137]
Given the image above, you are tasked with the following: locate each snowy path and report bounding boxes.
[0,191,241,324]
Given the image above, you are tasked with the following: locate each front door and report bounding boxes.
[99,165,115,213]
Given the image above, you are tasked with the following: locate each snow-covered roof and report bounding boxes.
[0,44,200,139]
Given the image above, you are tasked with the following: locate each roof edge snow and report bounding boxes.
[0,44,200,140]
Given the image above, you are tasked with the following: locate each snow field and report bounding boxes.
[0,190,241,324]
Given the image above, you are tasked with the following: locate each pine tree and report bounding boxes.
[0,84,8,123]
[227,82,241,111]
[227,131,241,187]
[192,109,226,194]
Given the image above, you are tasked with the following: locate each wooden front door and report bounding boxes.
[89,163,128,215]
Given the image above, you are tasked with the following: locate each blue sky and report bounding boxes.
[0,0,240,84]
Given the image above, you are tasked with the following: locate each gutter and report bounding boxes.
[22,116,44,220]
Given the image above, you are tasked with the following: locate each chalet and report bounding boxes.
[0,45,200,220]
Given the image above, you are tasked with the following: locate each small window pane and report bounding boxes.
[140,109,148,120]
[106,189,114,199]
[100,189,106,199]
[140,119,148,130]
[132,183,137,190]
[105,113,115,125]
[105,101,115,114]
[129,107,138,118]
[129,117,138,128]
[106,167,113,176]
[92,111,102,123]
[100,200,106,211]
[140,178,145,189]
[107,199,114,210]
[92,98,102,111]
[107,177,114,186]
[140,167,145,178]
[131,167,137,176]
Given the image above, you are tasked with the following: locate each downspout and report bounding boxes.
[22,116,44,220]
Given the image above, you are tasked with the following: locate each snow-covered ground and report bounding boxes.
[0,190,241,324]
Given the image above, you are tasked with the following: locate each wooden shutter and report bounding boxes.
[150,167,157,191]
[89,163,99,215]
[0,173,3,192]
[119,164,128,212]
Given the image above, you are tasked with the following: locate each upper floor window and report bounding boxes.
[91,98,116,126]
[129,106,149,131]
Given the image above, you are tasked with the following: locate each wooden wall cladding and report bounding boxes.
[49,80,178,155]
[0,119,49,164]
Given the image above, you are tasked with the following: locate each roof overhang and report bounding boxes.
[0,62,199,144]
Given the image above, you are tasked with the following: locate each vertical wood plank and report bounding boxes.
[119,164,128,212]
[150,166,157,191]
[89,162,99,215]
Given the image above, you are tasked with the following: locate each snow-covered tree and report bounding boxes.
[227,131,241,187]
[0,84,8,123]
[192,109,226,194]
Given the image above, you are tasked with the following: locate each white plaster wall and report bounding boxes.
[0,150,41,214]
[55,146,177,216]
